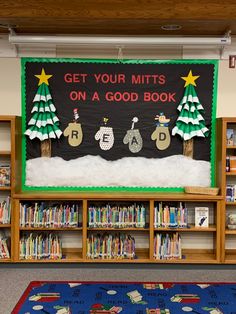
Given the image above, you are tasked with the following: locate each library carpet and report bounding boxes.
[12,281,236,314]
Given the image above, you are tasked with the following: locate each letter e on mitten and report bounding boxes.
[95,126,114,150]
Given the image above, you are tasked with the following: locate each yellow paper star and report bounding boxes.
[181,70,200,87]
[35,68,52,86]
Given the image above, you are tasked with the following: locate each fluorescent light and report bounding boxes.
[8,34,231,46]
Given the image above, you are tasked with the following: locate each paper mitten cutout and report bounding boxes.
[123,129,143,153]
[151,126,171,150]
[64,122,83,147]
[95,126,114,150]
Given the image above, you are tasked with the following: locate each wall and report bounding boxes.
[0,48,235,251]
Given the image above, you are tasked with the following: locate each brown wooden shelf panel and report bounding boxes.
[225,229,236,234]
[226,202,236,205]
[226,146,236,149]
[0,116,16,122]
[0,151,11,156]
[0,258,11,263]
[225,251,236,263]
[0,186,11,191]
[0,224,11,228]
[14,192,223,201]
[154,224,216,232]
[226,172,236,176]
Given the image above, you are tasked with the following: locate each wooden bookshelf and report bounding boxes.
[218,117,236,263]
[12,194,222,264]
[0,116,20,262]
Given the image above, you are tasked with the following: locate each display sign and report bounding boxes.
[21,58,218,191]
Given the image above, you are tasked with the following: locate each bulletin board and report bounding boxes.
[21,58,218,191]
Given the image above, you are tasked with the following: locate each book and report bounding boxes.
[226,184,234,202]
[227,129,234,145]
[228,214,236,229]
[195,207,209,227]
[0,165,10,187]
[230,156,236,172]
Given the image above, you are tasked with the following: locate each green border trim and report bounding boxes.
[21,57,218,192]
[210,61,218,187]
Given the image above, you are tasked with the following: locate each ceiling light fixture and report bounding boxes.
[8,33,231,47]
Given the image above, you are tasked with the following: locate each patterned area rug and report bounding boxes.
[12,281,236,313]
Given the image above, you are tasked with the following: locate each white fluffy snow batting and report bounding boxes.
[26,155,210,188]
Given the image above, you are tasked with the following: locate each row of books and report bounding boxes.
[154,202,187,228]
[154,233,182,260]
[20,203,80,228]
[0,232,10,259]
[86,233,135,259]
[88,204,146,228]
[226,184,236,202]
[0,196,11,224]
[19,233,62,260]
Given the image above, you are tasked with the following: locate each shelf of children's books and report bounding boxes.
[0,151,11,156]
[18,249,83,263]
[20,227,82,231]
[86,248,149,263]
[87,228,148,231]
[154,250,218,264]
[154,224,217,232]
[0,224,11,228]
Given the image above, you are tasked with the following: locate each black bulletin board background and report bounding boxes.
[23,59,217,163]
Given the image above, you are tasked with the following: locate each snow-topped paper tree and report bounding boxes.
[172,70,209,158]
[24,68,62,157]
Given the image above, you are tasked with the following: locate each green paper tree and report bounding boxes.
[172,70,209,158]
[24,68,62,157]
